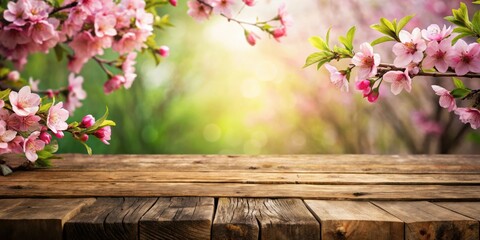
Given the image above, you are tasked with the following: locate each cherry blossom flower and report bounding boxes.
[28,20,57,44]
[8,114,41,132]
[3,0,31,26]
[8,136,24,154]
[47,102,69,134]
[243,0,255,6]
[211,0,235,18]
[23,131,45,162]
[351,42,380,79]
[78,0,102,14]
[454,107,480,129]
[272,27,287,41]
[9,86,40,116]
[445,39,480,76]
[187,0,212,22]
[0,26,30,49]
[65,73,87,115]
[39,131,52,144]
[382,69,412,95]
[431,85,456,111]
[112,31,139,54]
[94,126,111,144]
[135,9,154,32]
[245,31,259,46]
[355,80,371,96]
[423,39,451,73]
[277,3,293,27]
[26,0,50,22]
[81,115,95,128]
[392,28,427,67]
[94,13,117,37]
[325,64,349,92]
[104,75,126,94]
[421,24,452,41]
[122,52,137,89]
[0,120,17,153]
[7,71,20,81]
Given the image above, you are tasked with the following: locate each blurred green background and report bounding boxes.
[22,0,480,154]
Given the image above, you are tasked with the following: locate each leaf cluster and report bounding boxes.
[370,15,413,46]
[445,3,480,43]
[304,27,356,69]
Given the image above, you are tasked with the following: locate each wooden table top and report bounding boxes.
[0,154,479,240]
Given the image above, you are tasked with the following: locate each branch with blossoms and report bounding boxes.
[305,2,480,131]
[187,0,292,45]
[0,0,291,174]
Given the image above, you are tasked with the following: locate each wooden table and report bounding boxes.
[0,154,479,240]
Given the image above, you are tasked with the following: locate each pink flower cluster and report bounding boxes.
[0,0,59,70]
[187,0,292,45]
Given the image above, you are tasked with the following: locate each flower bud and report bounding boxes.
[367,91,379,103]
[46,89,55,99]
[272,27,286,40]
[80,134,89,142]
[245,31,259,46]
[7,71,19,81]
[81,114,96,128]
[39,132,52,144]
[242,0,255,6]
[94,126,111,145]
[55,131,64,139]
[158,46,170,57]
[169,0,177,6]
[104,75,125,94]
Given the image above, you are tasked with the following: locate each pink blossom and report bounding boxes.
[28,77,40,91]
[187,0,212,22]
[78,0,102,14]
[3,0,31,26]
[7,71,20,81]
[0,120,17,153]
[158,46,169,57]
[94,13,117,37]
[67,56,88,74]
[8,136,24,154]
[8,114,41,132]
[54,131,64,139]
[26,0,50,21]
[94,126,111,145]
[28,20,56,44]
[112,31,139,54]
[382,69,412,95]
[431,85,456,112]
[454,107,480,129]
[366,91,379,103]
[39,131,51,144]
[277,3,293,27]
[445,39,480,76]
[355,80,371,96]
[245,31,259,46]
[9,86,40,116]
[169,0,177,7]
[23,131,45,162]
[351,42,380,79]
[47,102,69,134]
[392,28,427,67]
[421,24,452,42]
[272,27,287,41]
[104,75,126,94]
[135,9,154,32]
[423,39,451,73]
[243,0,255,6]
[122,52,137,89]
[69,31,95,59]
[81,115,95,128]
[65,73,87,115]
[0,25,30,49]
[211,0,235,17]
[324,64,349,92]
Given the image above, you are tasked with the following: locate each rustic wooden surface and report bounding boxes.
[1,154,480,240]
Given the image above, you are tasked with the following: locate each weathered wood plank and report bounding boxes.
[0,198,94,240]
[64,198,157,240]
[213,198,319,240]
[436,202,480,220]
[4,171,480,185]
[42,154,480,173]
[139,197,214,240]
[2,182,480,200]
[373,201,479,240]
[213,198,258,240]
[305,200,403,240]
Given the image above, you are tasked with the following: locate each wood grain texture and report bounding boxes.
[0,198,94,240]
[435,202,480,220]
[139,197,214,240]
[42,154,480,173]
[373,201,479,240]
[305,200,403,240]
[2,182,480,200]
[64,198,157,240]
[4,171,480,185]
[213,198,319,240]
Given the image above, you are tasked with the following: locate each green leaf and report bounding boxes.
[98,120,116,128]
[445,16,464,26]
[44,140,59,154]
[0,68,10,78]
[453,26,475,35]
[308,36,329,51]
[304,52,327,68]
[34,158,52,168]
[380,18,395,31]
[0,164,12,176]
[346,26,356,44]
[316,59,330,70]
[474,0,480,4]
[450,88,471,98]
[79,141,92,155]
[38,102,53,114]
[472,11,480,34]
[396,15,414,34]
[467,132,480,144]
[371,23,397,40]
[452,32,474,44]
[325,27,331,47]
[0,89,11,100]
[371,36,395,46]
[36,150,53,161]
[452,77,465,89]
